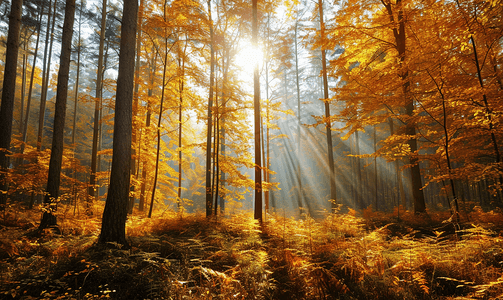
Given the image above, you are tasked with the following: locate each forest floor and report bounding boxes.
[1,203,503,299]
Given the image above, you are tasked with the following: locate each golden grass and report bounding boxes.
[1,203,503,299]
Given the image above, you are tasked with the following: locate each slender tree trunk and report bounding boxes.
[39,0,76,230]
[264,17,270,212]
[252,0,262,222]
[19,41,27,138]
[149,1,169,219]
[205,0,215,217]
[213,58,219,216]
[318,0,336,210]
[97,42,110,199]
[0,0,23,209]
[382,0,426,213]
[355,131,363,209]
[139,50,156,212]
[72,2,82,209]
[388,118,406,212]
[294,19,304,212]
[130,0,144,213]
[89,0,107,212]
[99,0,138,247]
[220,47,229,214]
[37,0,57,151]
[428,70,460,217]
[214,110,220,216]
[177,39,186,210]
[374,125,378,210]
[470,36,501,163]
[21,3,44,154]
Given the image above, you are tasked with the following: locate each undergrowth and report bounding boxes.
[1,203,503,299]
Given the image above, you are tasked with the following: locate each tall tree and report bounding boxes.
[139,49,156,212]
[130,0,144,213]
[0,0,24,209]
[148,0,170,219]
[318,0,336,210]
[252,0,262,222]
[39,0,76,230]
[89,0,107,211]
[380,0,426,214]
[20,3,44,153]
[99,0,138,247]
[205,0,215,217]
[36,0,57,151]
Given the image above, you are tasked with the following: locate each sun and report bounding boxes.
[233,40,264,79]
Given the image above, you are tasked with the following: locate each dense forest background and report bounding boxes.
[1,0,503,299]
[0,0,502,227]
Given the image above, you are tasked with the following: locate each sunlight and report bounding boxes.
[233,40,264,78]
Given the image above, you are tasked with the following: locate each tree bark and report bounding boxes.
[130,0,144,213]
[148,12,169,219]
[177,37,187,211]
[382,0,426,213]
[318,0,337,210]
[37,0,57,151]
[21,3,43,155]
[39,0,76,230]
[0,0,23,209]
[139,49,156,212]
[99,0,138,247]
[252,0,262,222]
[205,0,215,217]
[294,19,303,212]
[89,0,107,212]
[71,1,83,210]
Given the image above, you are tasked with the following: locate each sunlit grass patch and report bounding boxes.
[2,204,503,299]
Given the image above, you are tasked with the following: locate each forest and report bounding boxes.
[1,0,503,298]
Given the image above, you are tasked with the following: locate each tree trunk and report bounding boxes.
[318,0,337,210]
[382,0,426,213]
[39,0,76,230]
[252,0,262,222]
[130,0,144,214]
[19,40,27,140]
[294,20,304,212]
[21,3,43,156]
[212,57,219,216]
[71,2,83,210]
[99,0,138,247]
[37,0,57,151]
[220,47,229,214]
[205,0,215,217]
[0,0,23,209]
[148,1,169,219]
[89,0,107,212]
[139,49,156,212]
[355,131,363,209]
[177,39,186,211]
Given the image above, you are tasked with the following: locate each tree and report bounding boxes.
[89,0,107,212]
[0,0,23,210]
[205,0,215,217]
[380,0,426,214]
[317,0,336,210]
[252,0,262,222]
[20,2,43,158]
[148,0,171,219]
[39,0,76,230]
[36,0,58,151]
[99,0,138,247]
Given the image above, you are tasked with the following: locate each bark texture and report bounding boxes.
[40,0,76,229]
[99,0,138,247]
[0,0,23,209]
